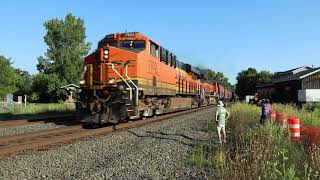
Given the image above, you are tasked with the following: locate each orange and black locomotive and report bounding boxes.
[77,32,231,126]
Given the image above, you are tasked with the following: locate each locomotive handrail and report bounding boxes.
[125,62,139,106]
[106,62,133,100]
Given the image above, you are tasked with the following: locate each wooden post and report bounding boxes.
[24,95,27,107]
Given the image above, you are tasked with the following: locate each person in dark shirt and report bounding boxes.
[259,99,271,126]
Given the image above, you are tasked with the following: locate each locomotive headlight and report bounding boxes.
[79,80,86,85]
[108,79,115,85]
[103,50,109,59]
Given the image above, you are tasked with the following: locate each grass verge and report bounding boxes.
[0,103,75,120]
[189,102,320,179]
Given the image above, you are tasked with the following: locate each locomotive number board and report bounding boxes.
[122,32,135,38]
[105,34,115,39]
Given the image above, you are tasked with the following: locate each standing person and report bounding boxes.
[260,99,271,126]
[215,101,230,144]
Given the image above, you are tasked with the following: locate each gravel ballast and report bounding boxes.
[0,107,216,179]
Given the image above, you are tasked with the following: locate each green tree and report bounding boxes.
[36,13,91,102]
[257,70,272,84]
[0,55,20,98]
[14,69,32,98]
[31,73,64,102]
[197,68,234,90]
[235,68,272,99]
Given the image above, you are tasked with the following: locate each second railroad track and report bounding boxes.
[0,115,76,128]
[0,105,214,158]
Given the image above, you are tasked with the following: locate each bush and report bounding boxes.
[303,102,320,111]
[0,103,7,113]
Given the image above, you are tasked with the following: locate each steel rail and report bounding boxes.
[0,105,214,158]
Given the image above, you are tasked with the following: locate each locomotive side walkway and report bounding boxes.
[0,107,216,179]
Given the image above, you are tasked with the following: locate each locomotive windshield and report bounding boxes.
[98,41,117,48]
[119,40,145,52]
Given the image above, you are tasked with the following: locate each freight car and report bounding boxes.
[213,81,234,101]
[76,32,229,126]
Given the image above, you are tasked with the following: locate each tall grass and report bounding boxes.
[189,102,320,179]
[0,103,75,119]
[272,103,320,126]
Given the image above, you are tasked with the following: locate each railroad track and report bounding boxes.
[0,115,76,128]
[0,105,214,158]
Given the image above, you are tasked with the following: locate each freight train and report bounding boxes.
[76,32,235,126]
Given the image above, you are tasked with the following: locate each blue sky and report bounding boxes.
[1,1,320,84]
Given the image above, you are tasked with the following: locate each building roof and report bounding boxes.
[257,66,320,88]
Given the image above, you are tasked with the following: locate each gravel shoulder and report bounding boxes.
[0,107,216,179]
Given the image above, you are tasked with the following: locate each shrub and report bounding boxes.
[58,99,65,104]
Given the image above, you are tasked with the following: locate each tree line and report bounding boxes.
[0,13,90,102]
[235,68,272,99]
[196,68,235,91]
[0,13,270,103]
